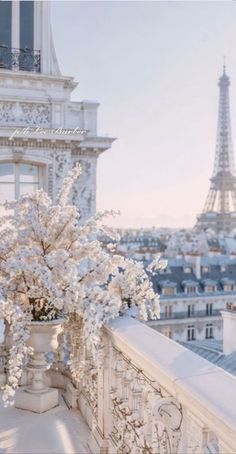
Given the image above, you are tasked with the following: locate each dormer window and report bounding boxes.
[202,266,210,274]
[220,265,227,272]
[160,280,177,296]
[202,278,217,293]
[183,280,198,294]
[223,284,235,292]
[162,287,175,296]
[183,266,192,273]
[186,286,197,294]
[205,285,216,293]
[221,278,235,292]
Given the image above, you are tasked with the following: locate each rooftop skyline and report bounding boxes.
[51,1,236,228]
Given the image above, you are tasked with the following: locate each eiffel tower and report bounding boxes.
[196,66,236,233]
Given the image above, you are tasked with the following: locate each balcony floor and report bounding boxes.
[0,391,90,454]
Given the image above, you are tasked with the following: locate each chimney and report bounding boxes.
[221,307,236,355]
[185,254,201,279]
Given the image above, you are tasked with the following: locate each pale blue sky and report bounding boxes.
[51,1,236,228]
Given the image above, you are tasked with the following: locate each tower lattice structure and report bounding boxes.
[196,67,236,233]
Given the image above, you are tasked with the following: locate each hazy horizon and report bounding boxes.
[51,1,236,229]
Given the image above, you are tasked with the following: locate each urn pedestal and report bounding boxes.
[15,319,64,413]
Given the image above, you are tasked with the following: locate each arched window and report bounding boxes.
[0,162,43,203]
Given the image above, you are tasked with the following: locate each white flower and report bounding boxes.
[0,165,160,404]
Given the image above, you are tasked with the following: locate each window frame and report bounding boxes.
[187,324,195,341]
[186,285,197,294]
[206,303,213,316]
[205,323,214,339]
[187,304,195,317]
[162,286,176,296]
[164,305,172,319]
[0,161,45,201]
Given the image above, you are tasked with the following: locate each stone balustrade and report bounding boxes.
[1,315,236,453]
[72,316,236,454]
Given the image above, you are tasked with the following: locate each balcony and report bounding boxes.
[158,309,221,320]
[0,316,236,453]
[0,45,40,73]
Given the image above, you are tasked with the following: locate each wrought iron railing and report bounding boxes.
[159,308,222,320]
[0,45,40,73]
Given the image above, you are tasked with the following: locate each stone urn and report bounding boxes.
[15,318,64,413]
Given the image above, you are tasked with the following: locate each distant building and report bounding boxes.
[177,304,236,378]
[148,255,236,342]
[100,228,167,260]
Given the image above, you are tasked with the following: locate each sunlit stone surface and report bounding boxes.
[0,393,90,454]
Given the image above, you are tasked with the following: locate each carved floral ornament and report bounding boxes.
[0,102,50,127]
[109,348,183,454]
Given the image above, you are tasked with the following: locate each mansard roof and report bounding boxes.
[149,256,236,296]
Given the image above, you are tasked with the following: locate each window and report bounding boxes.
[206,324,214,339]
[183,266,192,273]
[0,163,43,204]
[186,286,197,294]
[20,1,34,71]
[202,266,210,274]
[187,325,195,341]
[0,1,12,69]
[206,303,213,316]
[187,305,195,317]
[164,305,172,319]
[223,284,235,292]
[0,2,12,46]
[162,287,175,296]
[205,285,216,293]
[20,1,34,49]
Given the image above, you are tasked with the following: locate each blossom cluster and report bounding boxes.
[0,164,163,402]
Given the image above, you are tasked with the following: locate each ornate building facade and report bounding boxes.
[0,1,114,221]
[148,255,236,343]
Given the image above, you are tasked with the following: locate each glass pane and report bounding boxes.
[0,163,14,182]
[0,2,12,47]
[20,1,34,71]
[19,183,38,196]
[19,164,39,183]
[0,1,12,69]
[0,182,15,202]
[20,1,34,49]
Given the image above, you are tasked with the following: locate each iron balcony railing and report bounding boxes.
[0,45,40,73]
[160,309,222,320]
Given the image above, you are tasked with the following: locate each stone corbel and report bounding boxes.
[12,147,24,162]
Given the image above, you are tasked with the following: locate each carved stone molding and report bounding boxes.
[0,102,51,127]
[108,348,183,454]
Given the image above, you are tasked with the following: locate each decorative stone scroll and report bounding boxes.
[0,102,51,127]
[109,348,183,454]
